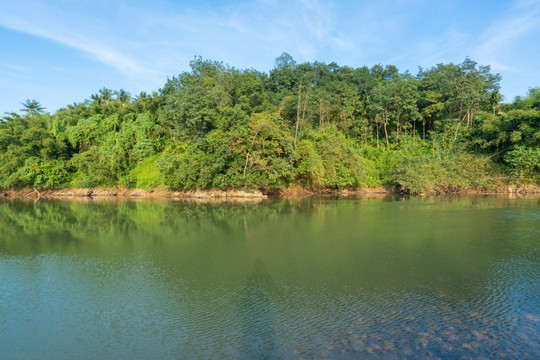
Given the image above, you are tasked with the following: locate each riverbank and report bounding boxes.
[1,184,540,201]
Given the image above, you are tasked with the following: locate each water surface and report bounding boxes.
[0,196,538,359]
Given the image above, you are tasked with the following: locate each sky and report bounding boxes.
[1,0,540,113]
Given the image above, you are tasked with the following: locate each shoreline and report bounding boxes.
[1,184,540,201]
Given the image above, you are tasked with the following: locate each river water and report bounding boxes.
[0,196,538,359]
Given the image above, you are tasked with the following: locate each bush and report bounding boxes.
[389,140,497,194]
[4,158,71,189]
[125,156,165,189]
[295,126,379,188]
[504,146,540,183]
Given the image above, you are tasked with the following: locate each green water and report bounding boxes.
[0,196,538,359]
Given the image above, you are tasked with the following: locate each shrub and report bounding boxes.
[504,146,540,183]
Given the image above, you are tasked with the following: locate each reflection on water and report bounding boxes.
[0,196,538,359]
[239,259,277,359]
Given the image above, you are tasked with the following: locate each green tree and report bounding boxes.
[20,99,46,117]
[417,59,501,142]
[368,73,420,146]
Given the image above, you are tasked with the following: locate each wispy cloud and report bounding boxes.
[0,7,151,77]
[0,0,355,77]
[298,0,334,39]
[388,28,470,68]
[473,0,540,71]
[1,0,539,110]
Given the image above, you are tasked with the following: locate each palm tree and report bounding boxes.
[99,87,115,102]
[89,93,103,106]
[20,99,46,117]
[135,91,148,100]
[116,89,131,103]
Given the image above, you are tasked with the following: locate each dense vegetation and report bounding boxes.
[1,54,539,194]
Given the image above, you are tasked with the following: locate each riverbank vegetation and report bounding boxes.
[1,54,539,194]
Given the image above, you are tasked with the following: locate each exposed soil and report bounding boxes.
[0,184,539,201]
[0,188,269,200]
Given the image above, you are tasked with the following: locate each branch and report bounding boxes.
[486,146,510,160]
[33,187,40,202]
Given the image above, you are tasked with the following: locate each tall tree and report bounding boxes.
[99,88,115,102]
[20,99,46,117]
[116,89,131,103]
[417,59,501,141]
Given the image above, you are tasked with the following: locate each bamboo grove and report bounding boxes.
[1,54,539,194]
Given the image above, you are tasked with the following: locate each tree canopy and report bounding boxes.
[1,56,538,193]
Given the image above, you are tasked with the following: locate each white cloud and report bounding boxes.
[1,0,538,106]
[0,0,356,77]
[474,0,540,71]
[0,5,152,77]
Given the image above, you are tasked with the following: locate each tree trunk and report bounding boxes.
[376,121,380,149]
[301,90,309,134]
[295,83,302,146]
[453,113,468,142]
[384,121,389,146]
[319,101,323,128]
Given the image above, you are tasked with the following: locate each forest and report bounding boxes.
[1,54,539,194]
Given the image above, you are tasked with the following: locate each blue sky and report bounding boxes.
[1,0,540,113]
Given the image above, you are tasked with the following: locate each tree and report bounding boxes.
[89,93,103,106]
[99,88,115,102]
[368,73,420,146]
[20,99,46,117]
[0,56,535,192]
[160,59,231,139]
[417,59,501,141]
[275,52,296,70]
[116,89,131,103]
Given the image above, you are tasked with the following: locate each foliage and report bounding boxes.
[504,146,540,183]
[20,99,46,117]
[296,126,378,188]
[387,137,497,194]
[0,56,538,193]
[125,156,166,189]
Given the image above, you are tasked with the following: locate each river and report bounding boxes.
[0,196,538,359]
